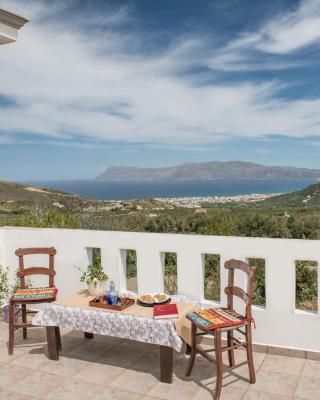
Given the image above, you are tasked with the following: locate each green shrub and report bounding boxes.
[15,205,80,229]
[0,266,9,308]
[126,250,137,278]
[164,253,177,295]
[296,261,317,311]
[247,258,266,307]
[204,254,220,302]
[80,249,108,283]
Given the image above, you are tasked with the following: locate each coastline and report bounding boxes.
[153,193,279,208]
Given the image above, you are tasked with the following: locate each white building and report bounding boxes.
[0,6,28,45]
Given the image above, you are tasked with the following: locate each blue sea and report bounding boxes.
[23,179,316,201]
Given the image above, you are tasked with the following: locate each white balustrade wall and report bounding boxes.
[1,226,320,353]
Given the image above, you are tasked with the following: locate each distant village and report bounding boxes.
[83,192,279,215]
[154,193,278,211]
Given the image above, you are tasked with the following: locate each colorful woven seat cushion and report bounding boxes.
[13,287,58,301]
[187,308,247,331]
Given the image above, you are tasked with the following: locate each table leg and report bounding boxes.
[46,327,59,360]
[84,332,94,339]
[160,345,173,383]
[55,327,62,351]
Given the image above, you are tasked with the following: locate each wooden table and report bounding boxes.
[46,327,174,383]
[33,292,195,384]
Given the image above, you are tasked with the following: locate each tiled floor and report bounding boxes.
[0,321,319,400]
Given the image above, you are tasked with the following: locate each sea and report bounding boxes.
[23,179,316,201]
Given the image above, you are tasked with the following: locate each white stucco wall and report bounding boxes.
[1,226,320,352]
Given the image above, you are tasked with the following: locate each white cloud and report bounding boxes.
[256,0,320,54]
[209,0,320,71]
[0,0,320,149]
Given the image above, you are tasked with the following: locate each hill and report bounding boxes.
[0,180,102,212]
[263,183,320,208]
[96,161,320,181]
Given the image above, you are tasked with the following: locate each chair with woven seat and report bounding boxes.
[8,247,60,355]
[186,259,256,400]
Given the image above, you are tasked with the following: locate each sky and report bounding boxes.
[1,0,320,180]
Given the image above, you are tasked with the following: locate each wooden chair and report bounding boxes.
[8,247,60,355]
[186,259,256,400]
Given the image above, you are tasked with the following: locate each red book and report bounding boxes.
[154,303,178,319]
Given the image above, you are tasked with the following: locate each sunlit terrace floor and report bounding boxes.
[0,320,320,400]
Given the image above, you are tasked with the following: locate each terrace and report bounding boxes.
[1,226,320,399]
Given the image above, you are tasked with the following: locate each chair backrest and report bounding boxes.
[15,247,57,289]
[224,259,255,319]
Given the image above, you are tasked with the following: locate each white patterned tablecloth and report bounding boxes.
[32,295,199,352]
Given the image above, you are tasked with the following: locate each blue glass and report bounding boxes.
[106,281,118,305]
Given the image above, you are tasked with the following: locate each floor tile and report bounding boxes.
[243,390,291,399]
[93,387,145,400]
[44,378,103,400]
[66,340,112,362]
[59,336,85,353]
[130,350,161,373]
[295,376,320,399]
[97,344,145,368]
[1,321,320,400]
[42,355,89,377]
[10,371,65,399]
[72,362,125,385]
[0,343,28,362]
[193,385,245,400]
[110,369,159,394]
[0,363,34,389]
[12,348,50,370]
[250,370,298,397]
[0,390,37,400]
[302,359,320,378]
[260,354,305,376]
[146,375,199,400]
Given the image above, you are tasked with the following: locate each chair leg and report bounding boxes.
[185,323,197,377]
[22,304,27,339]
[214,329,223,400]
[246,322,256,384]
[8,302,15,355]
[55,327,62,351]
[227,331,235,368]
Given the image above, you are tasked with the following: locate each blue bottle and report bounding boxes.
[106,281,119,305]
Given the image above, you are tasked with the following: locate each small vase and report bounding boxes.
[87,280,107,299]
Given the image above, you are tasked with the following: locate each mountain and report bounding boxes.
[96,161,320,181]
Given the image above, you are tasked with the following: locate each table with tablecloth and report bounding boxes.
[32,291,197,383]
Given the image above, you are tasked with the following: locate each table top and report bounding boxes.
[54,290,194,320]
